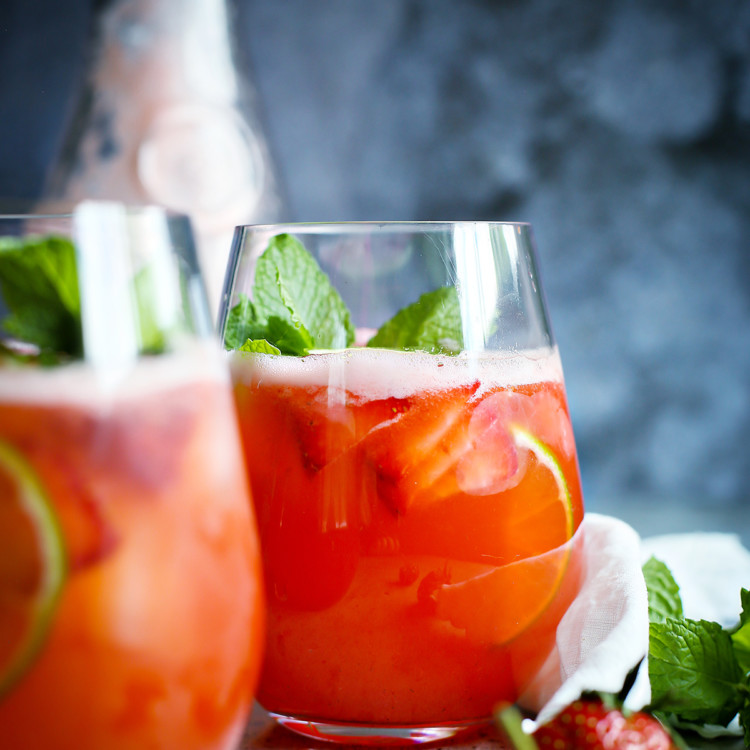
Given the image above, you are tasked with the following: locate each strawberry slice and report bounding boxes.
[44,461,118,573]
[283,386,357,471]
[455,391,533,496]
[284,385,410,472]
[361,382,481,514]
[15,447,118,574]
[514,385,576,460]
[2,407,119,573]
[95,387,199,490]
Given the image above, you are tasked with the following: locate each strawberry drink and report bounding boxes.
[220,223,586,743]
[0,207,264,750]
[0,346,264,750]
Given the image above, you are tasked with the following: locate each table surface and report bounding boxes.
[241,705,509,749]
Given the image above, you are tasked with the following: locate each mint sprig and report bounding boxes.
[0,234,178,363]
[732,590,750,674]
[643,556,684,623]
[225,234,465,356]
[224,234,354,355]
[0,236,82,359]
[239,339,281,355]
[224,293,313,355]
[642,556,750,740]
[649,619,743,725]
[366,286,463,354]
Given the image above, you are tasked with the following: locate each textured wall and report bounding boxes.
[236,0,750,536]
[1,0,749,536]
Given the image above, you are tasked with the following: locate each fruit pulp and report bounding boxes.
[0,344,264,750]
[231,347,585,730]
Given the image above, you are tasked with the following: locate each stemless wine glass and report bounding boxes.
[0,201,264,750]
[218,222,586,745]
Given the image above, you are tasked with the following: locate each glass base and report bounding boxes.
[269,711,489,745]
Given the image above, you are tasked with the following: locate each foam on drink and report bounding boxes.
[0,340,229,406]
[230,345,565,401]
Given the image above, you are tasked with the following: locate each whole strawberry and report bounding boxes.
[534,697,677,749]
[498,696,680,750]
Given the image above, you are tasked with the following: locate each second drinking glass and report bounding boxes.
[0,202,264,750]
[219,221,586,744]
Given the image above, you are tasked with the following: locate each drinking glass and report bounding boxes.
[0,201,264,750]
[218,222,586,744]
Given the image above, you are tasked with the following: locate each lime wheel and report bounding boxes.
[435,425,576,644]
[0,439,66,697]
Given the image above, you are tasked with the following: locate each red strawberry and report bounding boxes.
[18,448,119,573]
[498,697,679,750]
[284,385,410,472]
[361,382,481,514]
[95,386,198,490]
[519,386,576,460]
[361,383,545,513]
[454,390,533,496]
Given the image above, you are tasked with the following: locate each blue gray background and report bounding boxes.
[2,0,750,540]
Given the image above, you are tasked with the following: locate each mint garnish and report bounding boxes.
[649,619,743,725]
[366,286,463,354]
[731,590,750,673]
[0,236,82,359]
[223,293,313,356]
[224,233,469,357]
[239,339,281,355]
[0,234,179,363]
[740,698,750,747]
[224,233,354,356]
[643,556,683,623]
[643,557,750,741]
[256,234,355,350]
[132,264,168,354]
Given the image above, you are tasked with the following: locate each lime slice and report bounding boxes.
[0,439,66,697]
[509,424,575,540]
[435,425,576,644]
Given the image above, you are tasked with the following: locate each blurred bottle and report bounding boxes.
[40,0,285,316]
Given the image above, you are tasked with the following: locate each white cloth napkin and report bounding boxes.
[520,512,750,728]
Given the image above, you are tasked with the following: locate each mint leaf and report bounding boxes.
[239,339,281,355]
[740,588,750,626]
[0,338,61,367]
[739,681,750,747]
[649,619,743,726]
[132,265,167,354]
[366,286,463,354]
[223,294,261,350]
[264,315,313,355]
[643,556,683,623]
[223,293,313,356]
[731,589,750,672]
[0,236,82,357]
[253,234,354,350]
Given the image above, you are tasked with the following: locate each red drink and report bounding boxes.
[0,345,264,750]
[231,346,585,734]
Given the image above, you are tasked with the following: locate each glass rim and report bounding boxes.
[0,203,190,222]
[0,213,73,221]
[235,220,533,234]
